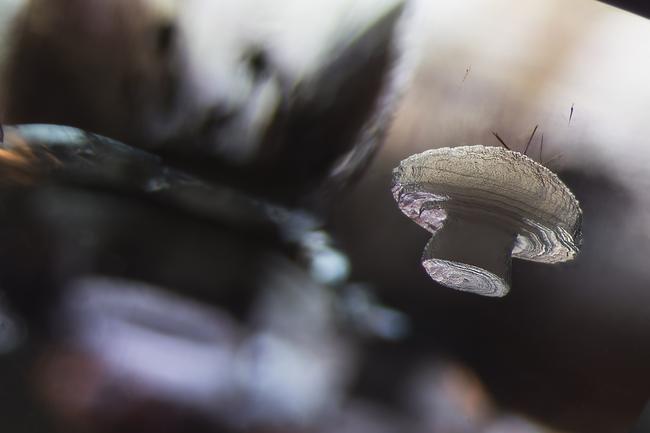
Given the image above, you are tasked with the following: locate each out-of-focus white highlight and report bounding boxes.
[63,275,352,427]
[65,277,239,407]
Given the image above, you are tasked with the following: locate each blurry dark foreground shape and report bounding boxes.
[1,0,409,208]
[0,0,416,431]
[0,124,373,429]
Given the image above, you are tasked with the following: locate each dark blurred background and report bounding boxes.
[602,0,650,17]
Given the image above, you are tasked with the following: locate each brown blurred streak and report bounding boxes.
[3,0,174,144]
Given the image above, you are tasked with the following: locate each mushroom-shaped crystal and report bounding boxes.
[391,145,582,297]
